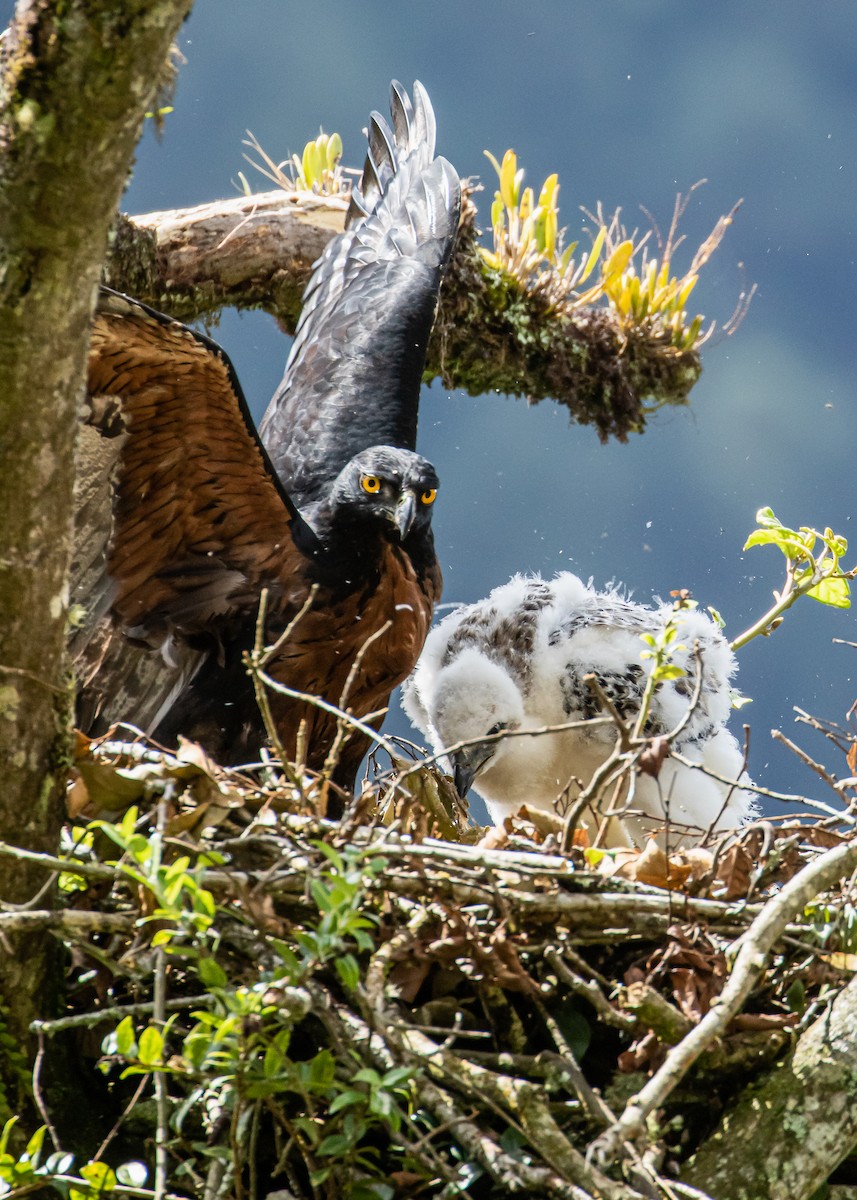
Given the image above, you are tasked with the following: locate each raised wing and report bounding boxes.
[259,80,461,508]
[73,290,308,731]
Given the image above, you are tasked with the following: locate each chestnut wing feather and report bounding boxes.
[88,292,306,654]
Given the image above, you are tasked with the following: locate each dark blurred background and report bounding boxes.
[12,1,857,816]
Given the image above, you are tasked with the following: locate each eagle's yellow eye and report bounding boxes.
[361,475,381,494]
[421,488,437,506]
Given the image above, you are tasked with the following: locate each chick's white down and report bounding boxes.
[403,573,757,846]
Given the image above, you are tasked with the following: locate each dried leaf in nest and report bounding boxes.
[819,951,857,972]
[382,754,469,841]
[472,805,573,853]
[434,909,537,995]
[69,729,242,832]
[478,825,509,851]
[710,842,754,900]
[638,735,670,778]
[625,926,727,1029]
[739,823,847,889]
[598,839,714,892]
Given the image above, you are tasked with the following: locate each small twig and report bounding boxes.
[246,588,302,787]
[393,714,614,788]
[531,992,617,1127]
[259,584,320,670]
[0,910,133,934]
[256,669,399,760]
[31,993,213,1041]
[589,835,857,1163]
[95,1075,150,1162]
[730,562,857,652]
[0,662,67,695]
[669,750,853,823]
[547,950,637,1032]
[0,840,120,881]
[32,1031,61,1152]
[323,619,393,778]
[771,727,843,797]
[701,724,751,851]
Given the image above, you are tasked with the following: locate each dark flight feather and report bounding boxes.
[260,79,461,507]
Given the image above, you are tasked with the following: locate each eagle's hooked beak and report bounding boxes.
[395,491,417,539]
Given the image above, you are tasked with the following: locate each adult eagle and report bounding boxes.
[72,81,460,800]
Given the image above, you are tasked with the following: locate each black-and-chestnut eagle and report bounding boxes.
[72,81,461,798]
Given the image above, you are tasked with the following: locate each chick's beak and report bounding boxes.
[452,758,476,801]
[450,745,490,801]
[395,491,417,539]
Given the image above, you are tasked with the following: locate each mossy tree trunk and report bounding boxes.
[683,972,857,1200]
[0,0,194,1111]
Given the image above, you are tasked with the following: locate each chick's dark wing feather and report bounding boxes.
[259,81,461,508]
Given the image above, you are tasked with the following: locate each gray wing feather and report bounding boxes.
[259,80,461,508]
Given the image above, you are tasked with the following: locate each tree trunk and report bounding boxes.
[0,0,193,1109]
[683,972,857,1200]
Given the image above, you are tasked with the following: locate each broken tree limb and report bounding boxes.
[103,187,703,441]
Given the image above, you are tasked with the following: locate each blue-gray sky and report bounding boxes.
[12,1,857,814]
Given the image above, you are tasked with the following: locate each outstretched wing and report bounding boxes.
[73,290,308,731]
[259,80,461,508]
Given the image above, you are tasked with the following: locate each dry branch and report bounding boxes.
[105,187,703,440]
[590,836,857,1163]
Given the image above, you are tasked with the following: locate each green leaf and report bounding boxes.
[116,1161,148,1187]
[335,954,361,990]
[808,574,851,608]
[114,1015,136,1056]
[329,1089,365,1114]
[309,1050,337,1091]
[0,1118,17,1157]
[197,957,228,989]
[743,528,808,557]
[80,1160,118,1193]
[754,505,779,527]
[317,1132,354,1157]
[24,1125,45,1164]
[137,1025,164,1066]
[353,1068,381,1086]
[653,663,685,682]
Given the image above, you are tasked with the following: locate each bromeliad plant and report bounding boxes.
[481,149,606,304]
[241,128,346,196]
[481,150,744,352]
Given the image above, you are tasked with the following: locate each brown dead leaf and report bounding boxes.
[711,843,753,900]
[848,739,857,774]
[478,825,509,851]
[389,955,433,1004]
[601,840,696,891]
[818,951,857,972]
[638,736,670,778]
[517,805,563,839]
[773,823,846,850]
